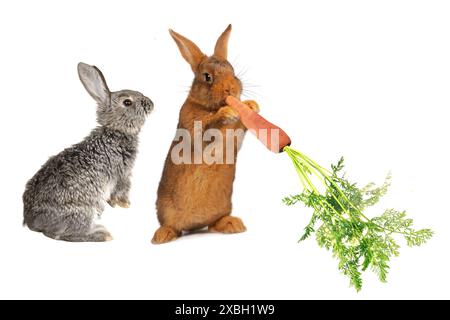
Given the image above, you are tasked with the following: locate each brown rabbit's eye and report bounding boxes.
[123,99,133,107]
[203,73,212,83]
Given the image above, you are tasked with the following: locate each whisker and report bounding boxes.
[236,67,249,79]
[242,83,262,88]
[175,83,192,95]
[242,80,262,96]
[242,89,262,99]
[231,54,241,66]
[242,89,260,96]
[241,93,258,100]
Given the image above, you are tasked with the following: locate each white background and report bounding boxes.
[0,0,449,299]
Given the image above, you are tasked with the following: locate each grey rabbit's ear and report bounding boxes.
[77,62,111,106]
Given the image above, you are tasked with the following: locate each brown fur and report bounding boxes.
[153,25,257,244]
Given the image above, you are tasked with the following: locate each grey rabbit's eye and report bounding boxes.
[203,73,213,83]
[123,99,133,107]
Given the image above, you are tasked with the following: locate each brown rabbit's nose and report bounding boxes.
[224,86,236,96]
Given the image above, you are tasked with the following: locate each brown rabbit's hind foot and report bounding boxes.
[152,226,180,244]
[209,216,247,234]
[107,197,130,208]
[242,100,260,113]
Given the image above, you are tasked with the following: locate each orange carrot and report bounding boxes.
[226,96,291,153]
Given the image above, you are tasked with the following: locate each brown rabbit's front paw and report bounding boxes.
[218,106,239,124]
[209,216,247,234]
[107,197,130,208]
[152,226,179,244]
[242,100,260,113]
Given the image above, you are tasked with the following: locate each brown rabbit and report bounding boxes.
[152,25,259,244]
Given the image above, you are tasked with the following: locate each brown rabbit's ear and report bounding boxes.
[214,24,232,60]
[169,29,206,72]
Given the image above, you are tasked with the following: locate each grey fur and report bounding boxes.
[23,62,153,242]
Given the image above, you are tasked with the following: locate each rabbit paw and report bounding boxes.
[152,226,179,244]
[218,106,239,124]
[209,216,247,234]
[242,100,260,113]
[107,197,130,208]
[53,225,113,242]
[90,229,113,242]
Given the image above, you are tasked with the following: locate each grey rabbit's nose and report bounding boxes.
[141,98,154,112]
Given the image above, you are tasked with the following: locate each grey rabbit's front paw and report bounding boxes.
[107,197,130,208]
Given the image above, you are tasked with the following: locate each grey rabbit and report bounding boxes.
[23,62,154,242]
